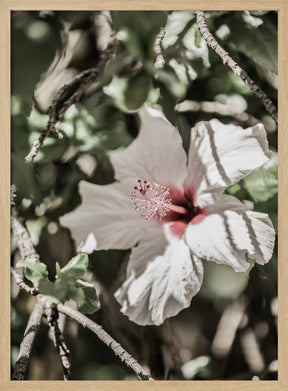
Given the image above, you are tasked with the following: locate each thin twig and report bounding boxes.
[11,188,43,380]
[175,99,259,126]
[240,327,265,374]
[12,300,44,380]
[211,297,246,358]
[11,187,39,295]
[11,187,39,262]
[25,39,116,163]
[57,303,153,380]
[45,304,71,380]
[11,267,38,296]
[195,11,278,123]
[12,188,69,379]
[154,28,166,69]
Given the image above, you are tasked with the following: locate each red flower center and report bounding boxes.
[165,187,206,237]
[131,180,206,237]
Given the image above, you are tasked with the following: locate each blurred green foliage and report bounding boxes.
[11,10,277,381]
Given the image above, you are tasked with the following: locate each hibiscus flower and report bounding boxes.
[60,106,275,326]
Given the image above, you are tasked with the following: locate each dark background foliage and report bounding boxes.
[11,10,277,380]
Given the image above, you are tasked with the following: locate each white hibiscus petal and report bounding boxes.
[185,119,271,207]
[115,232,204,326]
[110,105,188,189]
[126,226,168,277]
[185,195,275,272]
[60,179,156,252]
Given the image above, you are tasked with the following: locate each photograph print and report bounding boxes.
[11,10,278,381]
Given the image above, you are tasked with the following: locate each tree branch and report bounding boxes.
[45,304,71,380]
[25,39,116,163]
[195,11,278,123]
[11,187,40,263]
[11,187,43,380]
[11,187,39,295]
[175,99,259,126]
[11,267,38,296]
[57,303,153,380]
[154,28,166,69]
[12,300,44,380]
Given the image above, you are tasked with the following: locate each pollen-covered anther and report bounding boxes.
[131,179,172,221]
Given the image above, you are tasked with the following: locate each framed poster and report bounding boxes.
[1,1,287,390]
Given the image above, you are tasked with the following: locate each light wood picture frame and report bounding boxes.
[1,1,287,390]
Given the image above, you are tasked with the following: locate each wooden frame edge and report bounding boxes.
[1,1,287,390]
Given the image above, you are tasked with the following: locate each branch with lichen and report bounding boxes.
[45,304,71,380]
[11,186,40,264]
[11,267,38,296]
[195,11,278,123]
[56,303,153,380]
[154,28,166,69]
[175,100,259,126]
[25,38,116,163]
[12,299,44,380]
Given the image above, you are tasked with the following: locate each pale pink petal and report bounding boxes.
[185,195,275,272]
[185,120,271,207]
[126,226,168,277]
[115,228,203,326]
[110,106,188,190]
[60,180,157,252]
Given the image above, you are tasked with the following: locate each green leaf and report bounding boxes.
[57,253,89,281]
[154,66,187,98]
[103,77,129,112]
[117,27,143,59]
[257,252,277,282]
[112,11,167,41]
[16,258,48,287]
[12,154,36,200]
[229,15,277,73]
[243,151,278,203]
[182,356,213,380]
[67,283,86,304]
[38,278,68,303]
[200,262,250,300]
[74,280,100,314]
[124,71,150,110]
[183,23,210,68]
[253,195,278,233]
[242,11,264,28]
[194,25,203,48]
[56,262,61,277]
[162,11,195,49]
[17,253,99,313]
[157,83,179,125]
[249,11,270,16]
